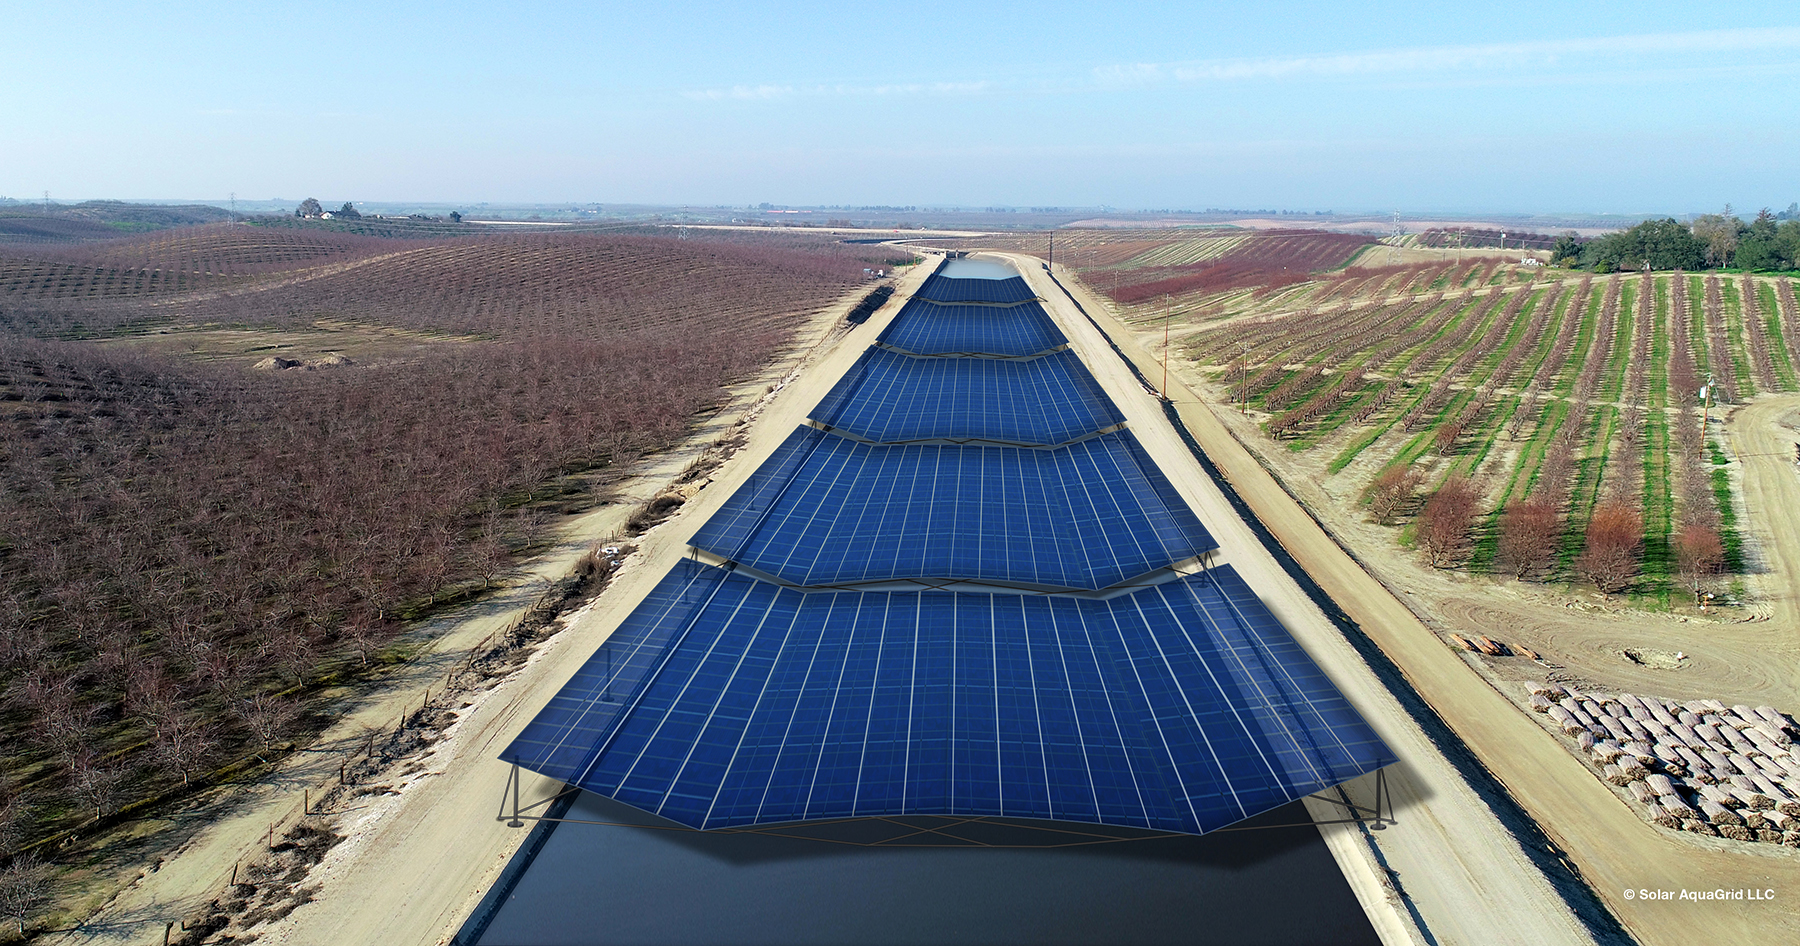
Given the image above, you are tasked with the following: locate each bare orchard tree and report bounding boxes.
[1577,503,1644,595]
[1365,465,1425,525]
[1673,521,1725,604]
[67,745,127,821]
[1416,477,1483,568]
[0,854,49,936]
[1497,499,1561,579]
[233,691,299,750]
[149,710,218,788]
[0,790,30,856]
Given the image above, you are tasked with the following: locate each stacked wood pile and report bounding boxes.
[1446,633,1534,658]
[1529,683,1800,846]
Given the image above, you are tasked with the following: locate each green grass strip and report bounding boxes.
[1689,274,1709,367]
[1708,439,1744,572]
[1760,279,1798,390]
[1323,296,1482,471]
[1639,276,1675,605]
[1720,277,1756,396]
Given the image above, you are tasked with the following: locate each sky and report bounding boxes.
[4,0,1798,214]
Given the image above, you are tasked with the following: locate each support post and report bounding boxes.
[507,764,525,828]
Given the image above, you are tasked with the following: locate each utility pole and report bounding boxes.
[1048,232,1054,269]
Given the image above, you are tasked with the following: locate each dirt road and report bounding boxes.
[1727,395,1800,686]
[1027,256,1800,945]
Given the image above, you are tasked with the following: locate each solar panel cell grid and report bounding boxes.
[686,428,1217,591]
[501,562,1394,834]
[876,300,1065,356]
[809,347,1123,445]
[500,261,1395,837]
[915,273,1038,304]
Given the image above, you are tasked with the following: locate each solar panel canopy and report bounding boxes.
[687,428,1215,592]
[501,258,1394,835]
[811,347,1122,446]
[876,300,1065,357]
[914,273,1039,304]
[502,560,1391,834]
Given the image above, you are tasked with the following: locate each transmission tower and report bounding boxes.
[1387,210,1404,263]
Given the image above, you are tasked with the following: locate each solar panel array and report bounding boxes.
[876,301,1065,357]
[502,261,1394,834]
[503,559,1391,834]
[687,427,1213,591]
[915,273,1039,304]
[811,347,1122,446]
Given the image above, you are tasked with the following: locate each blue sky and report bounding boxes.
[4,1,1797,213]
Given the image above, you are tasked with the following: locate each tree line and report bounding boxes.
[1553,206,1800,273]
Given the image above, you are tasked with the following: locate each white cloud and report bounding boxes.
[1096,27,1800,86]
[681,28,1800,105]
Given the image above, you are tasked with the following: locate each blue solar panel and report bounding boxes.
[500,252,1395,838]
[876,300,1066,357]
[501,560,1395,834]
[810,348,1124,446]
[915,273,1037,304]
[687,427,1217,591]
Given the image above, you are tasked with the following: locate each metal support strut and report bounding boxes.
[505,764,525,828]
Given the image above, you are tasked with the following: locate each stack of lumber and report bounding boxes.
[1447,633,1515,657]
[1528,684,1800,846]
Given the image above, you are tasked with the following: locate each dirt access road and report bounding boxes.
[1025,254,1800,945]
[44,274,924,946]
[1727,395,1800,687]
